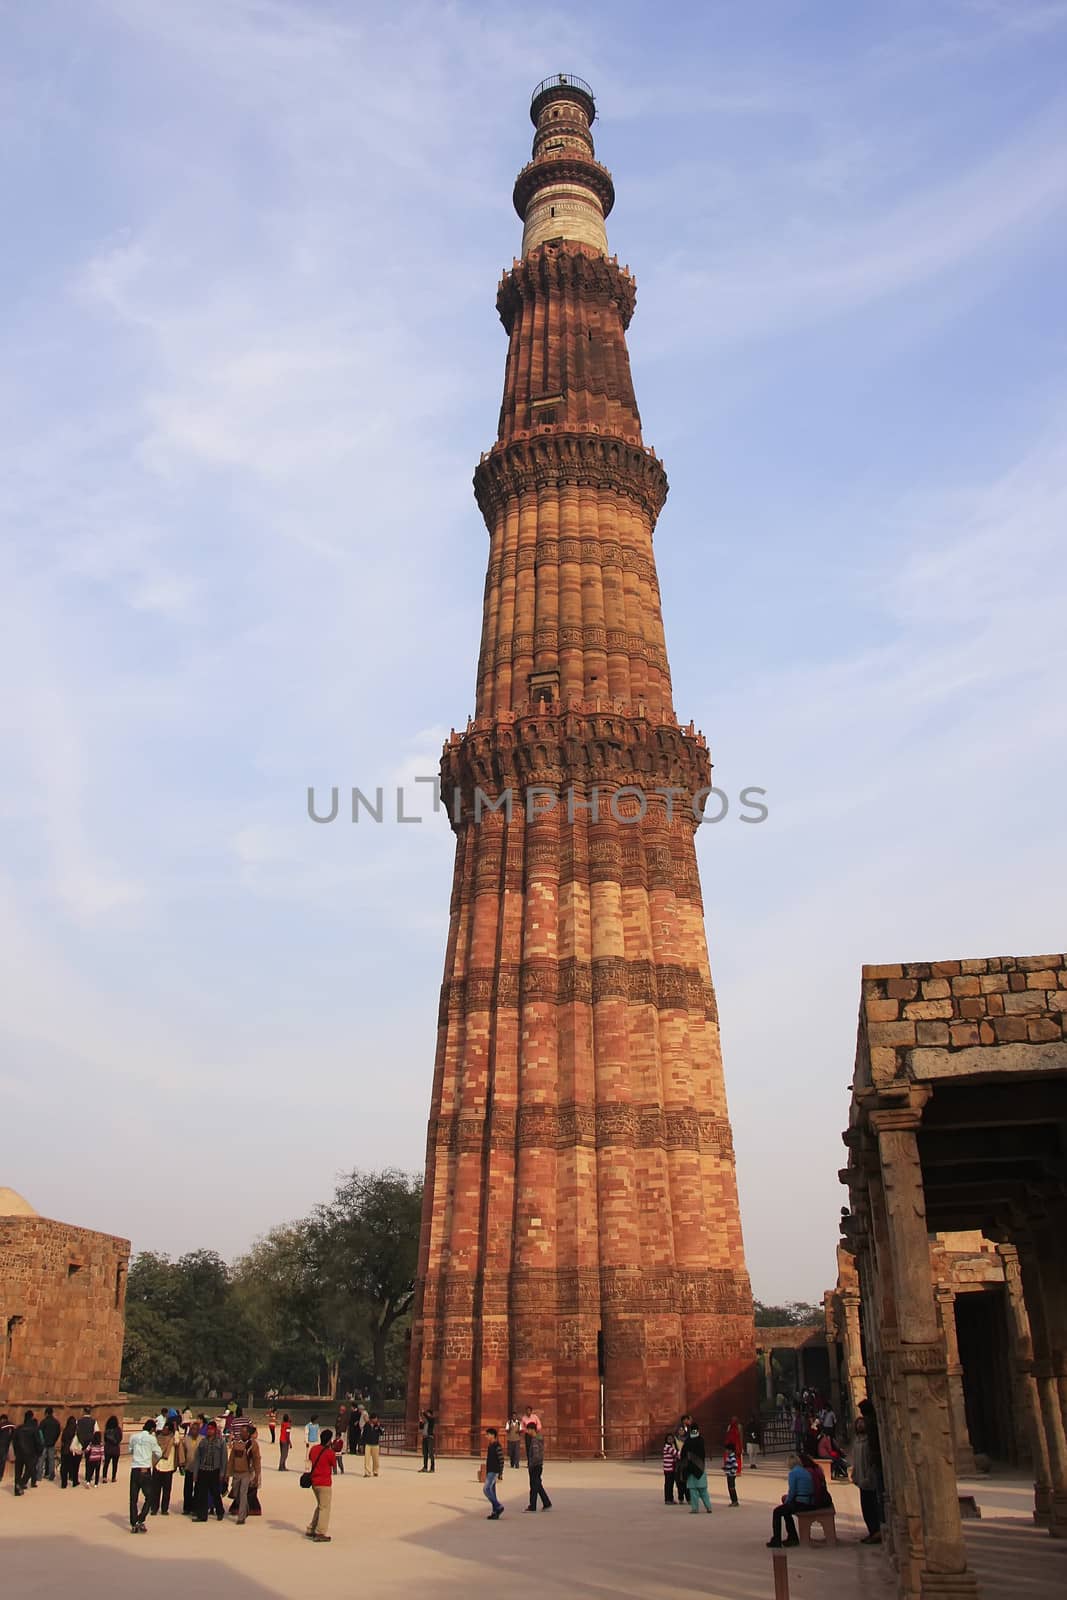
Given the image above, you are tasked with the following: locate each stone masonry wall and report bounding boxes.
[0,1214,129,1416]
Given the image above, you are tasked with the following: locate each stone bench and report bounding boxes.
[796,1507,837,1546]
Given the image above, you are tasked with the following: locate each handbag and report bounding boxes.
[70,1438,84,1458]
[299,1470,313,1488]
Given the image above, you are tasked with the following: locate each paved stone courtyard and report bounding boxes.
[2,1455,1063,1598]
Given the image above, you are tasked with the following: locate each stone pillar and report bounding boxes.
[827,1335,843,1420]
[763,1349,775,1404]
[1019,1233,1067,1537]
[998,1242,1052,1527]
[841,1291,869,1417]
[873,1106,979,1597]
[936,1287,977,1475]
[796,1345,806,1395]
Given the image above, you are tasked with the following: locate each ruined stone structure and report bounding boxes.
[409,76,755,1456]
[0,1188,129,1418]
[841,953,1067,1598]
[827,1234,1031,1473]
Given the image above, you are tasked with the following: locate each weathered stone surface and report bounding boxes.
[909,1039,1067,1078]
[0,1195,128,1417]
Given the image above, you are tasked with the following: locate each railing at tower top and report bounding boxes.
[531,73,594,107]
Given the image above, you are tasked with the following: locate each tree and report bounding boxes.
[306,1169,422,1407]
[754,1300,824,1328]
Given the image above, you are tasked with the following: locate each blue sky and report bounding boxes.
[2,0,1065,1303]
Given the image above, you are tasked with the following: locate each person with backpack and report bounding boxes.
[226,1424,260,1524]
[304,1426,337,1543]
[103,1415,123,1482]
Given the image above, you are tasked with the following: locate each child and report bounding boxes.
[662,1432,681,1503]
[85,1430,104,1486]
[723,1443,740,1505]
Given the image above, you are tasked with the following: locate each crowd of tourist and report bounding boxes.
[1,1389,885,1550]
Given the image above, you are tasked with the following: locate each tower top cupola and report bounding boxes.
[514,74,615,258]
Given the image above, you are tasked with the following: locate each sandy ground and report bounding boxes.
[1,1449,1063,1598]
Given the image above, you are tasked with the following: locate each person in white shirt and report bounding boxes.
[128,1421,162,1533]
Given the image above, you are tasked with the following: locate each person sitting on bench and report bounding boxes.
[767,1452,830,1547]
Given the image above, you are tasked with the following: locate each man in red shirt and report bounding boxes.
[306,1427,337,1543]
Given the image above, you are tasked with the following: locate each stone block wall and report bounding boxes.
[857,952,1067,1087]
[0,1214,129,1416]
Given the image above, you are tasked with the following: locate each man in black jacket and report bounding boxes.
[75,1407,96,1454]
[39,1407,61,1480]
[13,1411,43,1495]
[523,1422,552,1512]
[483,1428,504,1519]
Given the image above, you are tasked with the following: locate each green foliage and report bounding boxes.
[121,1170,423,1406]
[753,1299,824,1328]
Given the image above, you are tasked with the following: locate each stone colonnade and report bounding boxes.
[841,953,1067,1600]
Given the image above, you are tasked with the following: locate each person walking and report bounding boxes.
[483,1428,504,1519]
[278,1413,292,1472]
[13,1411,42,1496]
[192,1420,227,1522]
[59,1415,81,1488]
[523,1421,552,1513]
[419,1408,436,1472]
[304,1415,320,1463]
[305,1427,337,1544]
[361,1413,384,1477]
[662,1432,682,1503]
[128,1419,161,1532]
[226,1424,259,1524]
[179,1421,200,1513]
[506,1415,522,1470]
[745,1415,761,1470]
[103,1415,123,1482]
[722,1442,740,1506]
[851,1416,882,1544]
[38,1406,60,1481]
[150,1426,178,1514]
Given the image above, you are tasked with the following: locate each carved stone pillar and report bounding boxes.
[842,1291,869,1416]
[936,1287,976,1475]
[763,1348,775,1403]
[1019,1232,1067,1537]
[998,1242,1052,1526]
[873,1105,979,1597]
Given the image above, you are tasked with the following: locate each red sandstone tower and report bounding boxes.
[408,75,755,1455]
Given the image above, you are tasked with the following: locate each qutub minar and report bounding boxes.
[408,75,756,1454]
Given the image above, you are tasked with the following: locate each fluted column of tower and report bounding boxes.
[408,74,755,1456]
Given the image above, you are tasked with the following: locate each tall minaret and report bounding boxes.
[408,75,755,1455]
